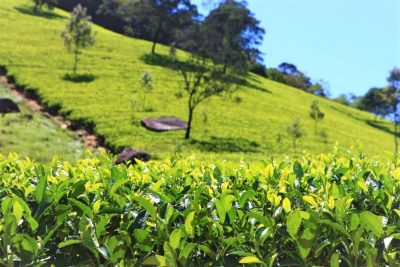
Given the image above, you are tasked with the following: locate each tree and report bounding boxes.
[61,4,96,75]
[120,0,198,54]
[140,71,154,111]
[309,82,328,97]
[172,53,238,139]
[357,87,392,120]
[201,0,265,73]
[285,73,312,91]
[287,116,305,155]
[278,62,298,76]
[32,0,58,12]
[387,67,400,160]
[266,68,287,84]
[309,101,324,138]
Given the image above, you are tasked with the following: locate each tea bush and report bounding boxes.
[0,149,399,266]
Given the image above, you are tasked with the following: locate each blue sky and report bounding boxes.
[193,0,400,97]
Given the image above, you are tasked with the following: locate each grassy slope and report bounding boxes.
[0,84,83,162]
[0,0,395,160]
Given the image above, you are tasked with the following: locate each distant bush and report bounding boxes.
[32,0,57,12]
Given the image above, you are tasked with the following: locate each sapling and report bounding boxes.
[61,4,96,75]
[309,100,325,139]
[287,116,305,156]
[140,71,154,111]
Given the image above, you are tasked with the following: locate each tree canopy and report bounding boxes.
[200,0,265,72]
[118,0,199,54]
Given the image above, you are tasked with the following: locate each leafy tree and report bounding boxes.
[287,116,305,155]
[172,53,239,139]
[285,73,312,91]
[357,87,392,120]
[333,94,350,106]
[309,82,328,97]
[387,67,400,159]
[32,0,58,12]
[248,62,267,77]
[309,101,324,138]
[120,0,198,54]
[140,71,154,111]
[388,67,400,88]
[265,68,287,84]
[278,62,298,76]
[61,4,96,75]
[201,0,265,73]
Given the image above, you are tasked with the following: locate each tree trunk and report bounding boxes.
[395,122,398,153]
[151,40,157,55]
[185,107,194,139]
[151,21,163,54]
[222,63,227,74]
[394,92,399,163]
[395,114,398,163]
[73,49,79,75]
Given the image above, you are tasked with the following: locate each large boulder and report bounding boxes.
[0,98,20,114]
[115,148,151,165]
[141,117,188,132]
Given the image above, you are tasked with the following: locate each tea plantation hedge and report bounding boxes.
[0,150,399,266]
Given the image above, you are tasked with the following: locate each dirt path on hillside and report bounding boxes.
[0,74,106,151]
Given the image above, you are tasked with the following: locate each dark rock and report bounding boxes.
[0,98,20,114]
[115,148,151,165]
[141,117,188,132]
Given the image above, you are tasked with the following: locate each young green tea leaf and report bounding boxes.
[185,211,195,237]
[287,209,302,238]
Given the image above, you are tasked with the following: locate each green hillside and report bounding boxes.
[0,84,83,162]
[0,0,395,160]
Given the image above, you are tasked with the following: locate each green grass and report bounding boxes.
[0,84,83,162]
[0,0,396,160]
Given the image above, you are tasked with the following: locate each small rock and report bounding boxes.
[0,98,20,114]
[115,148,151,165]
[141,117,188,132]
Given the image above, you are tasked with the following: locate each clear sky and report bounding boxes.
[193,0,400,97]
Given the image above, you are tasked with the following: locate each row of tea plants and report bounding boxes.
[0,149,399,266]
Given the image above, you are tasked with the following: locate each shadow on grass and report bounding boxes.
[141,53,271,94]
[140,53,200,72]
[191,136,261,153]
[330,105,365,122]
[366,120,400,137]
[62,73,96,83]
[14,5,64,20]
[330,105,398,136]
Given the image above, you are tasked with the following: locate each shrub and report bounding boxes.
[0,150,399,265]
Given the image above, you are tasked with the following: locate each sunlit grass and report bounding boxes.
[0,84,83,162]
[0,0,395,160]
